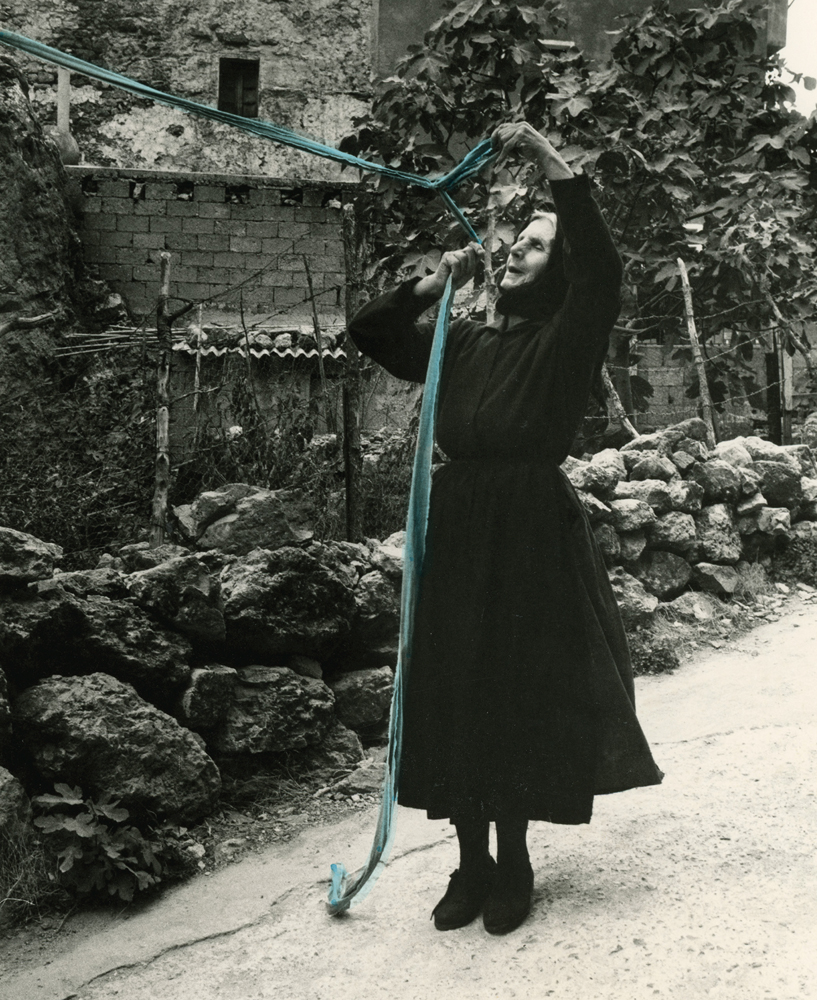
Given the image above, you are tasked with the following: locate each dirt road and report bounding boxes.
[6,604,817,1000]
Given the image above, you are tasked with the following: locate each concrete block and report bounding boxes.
[198,203,231,219]
[80,197,102,214]
[260,269,294,288]
[133,264,163,282]
[88,213,117,232]
[98,229,134,248]
[132,233,165,250]
[212,252,240,270]
[257,188,282,206]
[261,238,295,257]
[174,282,211,301]
[182,217,215,236]
[274,287,310,305]
[277,222,311,240]
[181,251,214,268]
[246,221,278,239]
[165,234,201,252]
[214,220,246,237]
[197,234,230,252]
[295,206,328,223]
[98,263,132,282]
[146,182,175,201]
[168,200,199,217]
[101,197,133,215]
[149,216,183,234]
[117,214,150,233]
[229,204,269,222]
[114,247,150,266]
[195,184,225,203]
[98,179,130,198]
[230,236,263,253]
[134,200,166,216]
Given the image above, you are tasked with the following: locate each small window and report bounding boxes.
[218,58,259,118]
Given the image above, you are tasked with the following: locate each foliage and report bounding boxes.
[0,352,155,565]
[31,783,194,903]
[0,826,70,929]
[341,0,817,419]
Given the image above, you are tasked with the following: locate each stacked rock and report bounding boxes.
[566,418,815,619]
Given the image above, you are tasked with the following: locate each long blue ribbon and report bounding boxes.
[327,275,455,914]
[0,30,493,241]
[0,28,484,914]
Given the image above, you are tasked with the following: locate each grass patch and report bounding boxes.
[0,829,70,931]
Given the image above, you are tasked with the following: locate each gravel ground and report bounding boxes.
[3,592,817,1000]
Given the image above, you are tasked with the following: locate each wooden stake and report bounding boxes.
[303,257,337,435]
[150,253,173,548]
[341,203,364,543]
[600,363,638,440]
[677,257,717,447]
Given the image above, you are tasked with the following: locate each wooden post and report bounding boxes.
[57,67,71,135]
[600,363,638,440]
[341,203,364,543]
[150,253,173,548]
[484,207,497,324]
[303,257,337,435]
[779,331,794,445]
[677,257,717,447]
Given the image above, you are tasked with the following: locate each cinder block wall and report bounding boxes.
[66,166,355,322]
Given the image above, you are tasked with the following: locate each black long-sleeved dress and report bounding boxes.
[350,174,663,825]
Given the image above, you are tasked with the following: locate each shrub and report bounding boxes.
[31,783,196,903]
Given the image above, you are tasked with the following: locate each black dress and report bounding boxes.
[349,174,663,825]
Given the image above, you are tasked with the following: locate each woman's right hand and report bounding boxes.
[413,241,484,301]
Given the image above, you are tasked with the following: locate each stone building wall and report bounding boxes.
[3,0,376,178]
[66,164,354,322]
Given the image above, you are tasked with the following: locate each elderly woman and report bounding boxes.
[349,122,662,935]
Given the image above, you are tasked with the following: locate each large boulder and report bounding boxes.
[0,592,192,700]
[0,527,62,588]
[667,480,705,514]
[35,566,128,599]
[175,665,238,731]
[117,542,190,573]
[780,444,816,476]
[219,547,356,659]
[666,590,724,621]
[634,550,692,600]
[0,668,11,761]
[590,448,627,482]
[172,484,262,541]
[126,554,226,645]
[608,567,659,626]
[689,460,742,504]
[739,436,799,468]
[613,479,672,515]
[305,718,365,771]
[646,512,697,555]
[565,461,618,498]
[12,673,220,823]
[575,490,613,524]
[757,507,792,538]
[196,489,315,555]
[608,499,656,533]
[694,505,742,564]
[629,453,678,483]
[797,477,817,522]
[328,667,394,731]
[711,439,754,468]
[370,532,405,582]
[211,666,334,754]
[618,530,647,565]
[752,462,803,509]
[692,562,740,595]
[0,766,30,839]
[339,571,400,668]
[593,523,620,565]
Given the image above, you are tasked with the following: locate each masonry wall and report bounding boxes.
[67,166,353,322]
[5,0,375,178]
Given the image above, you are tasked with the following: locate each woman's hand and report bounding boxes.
[413,241,484,302]
[491,122,574,181]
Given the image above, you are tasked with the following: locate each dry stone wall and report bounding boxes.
[3,426,817,836]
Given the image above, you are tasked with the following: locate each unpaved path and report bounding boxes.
[5,605,817,1000]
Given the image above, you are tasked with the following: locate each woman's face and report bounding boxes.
[498,214,557,292]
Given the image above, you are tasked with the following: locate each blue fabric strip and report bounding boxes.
[327,275,455,914]
[0,30,496,198]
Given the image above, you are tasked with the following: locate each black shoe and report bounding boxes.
[431,858,497,931]
[482,863,534,935]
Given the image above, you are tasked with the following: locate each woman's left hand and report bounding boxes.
[491,122,573,181]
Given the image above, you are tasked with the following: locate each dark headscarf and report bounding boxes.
[494,217,569,324]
